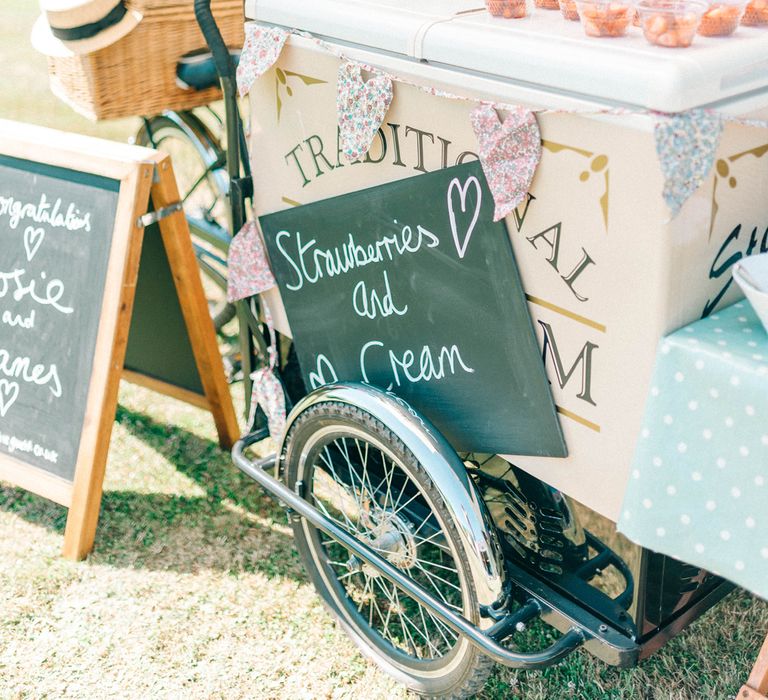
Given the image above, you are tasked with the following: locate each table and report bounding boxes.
[619,300,768,600]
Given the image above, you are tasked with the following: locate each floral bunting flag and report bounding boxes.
[337,61,393,162]
[654,109,724,217]
[470,103,542,222]
[249,365,286,438]
[227,220,276,302]
[236,24,289,98]
[249,302,286,438]
[227,221,286,437]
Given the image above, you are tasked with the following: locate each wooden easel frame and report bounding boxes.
[0,121,239,560]
[739,633,768,700]
[120,154,240,442]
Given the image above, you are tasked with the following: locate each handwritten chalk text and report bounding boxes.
[0,193,91,232]
[0,268,73,315]
[0,346,62,398]
[360,340,474,389]
[1,309,35,330]
[0,430,59,464]
[275,221,439,291]
[353,271,408,320]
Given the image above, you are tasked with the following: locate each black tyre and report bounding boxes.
[284,402,493,699]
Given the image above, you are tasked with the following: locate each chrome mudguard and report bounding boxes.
[276,382,506,616]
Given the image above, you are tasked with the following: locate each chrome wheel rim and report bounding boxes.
[298,426,469,666]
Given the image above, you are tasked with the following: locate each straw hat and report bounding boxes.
[31,0,142,57]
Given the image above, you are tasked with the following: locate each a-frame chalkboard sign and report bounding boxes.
[0,120,239,560]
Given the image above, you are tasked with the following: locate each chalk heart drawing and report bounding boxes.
[447,176,482,260]
[0,379,20,418]
[24,226,45,262]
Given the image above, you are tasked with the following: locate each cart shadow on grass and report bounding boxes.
[0,403,306,581]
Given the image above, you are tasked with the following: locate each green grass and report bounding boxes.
[1,2,767,698]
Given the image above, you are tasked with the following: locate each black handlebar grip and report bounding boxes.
[194,0,236,82]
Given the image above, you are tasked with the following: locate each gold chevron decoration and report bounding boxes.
[709,142,768,241]
[542,140,610,232]
[275,68,327,122]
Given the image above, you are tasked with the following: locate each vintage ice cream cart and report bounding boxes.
[192,0,768,696]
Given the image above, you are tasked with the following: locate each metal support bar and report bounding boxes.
[232,435,587,670]
[487,600,542,642]
[137,201,183,228]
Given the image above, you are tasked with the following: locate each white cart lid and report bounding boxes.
[245,0,768,113]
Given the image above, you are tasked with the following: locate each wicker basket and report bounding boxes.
[46,0,244,121]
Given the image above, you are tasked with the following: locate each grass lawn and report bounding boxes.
[1,2,767,699]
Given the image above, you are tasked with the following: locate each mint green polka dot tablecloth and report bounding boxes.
[618,301,768,600]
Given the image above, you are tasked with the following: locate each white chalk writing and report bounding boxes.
[0,193,91,232]
[275,221,439,291]
[0,347,62,399]
[0,268,73,315]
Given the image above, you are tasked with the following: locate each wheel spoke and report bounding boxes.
[390,468,415,514]
[382,458,397,513]
[354,438,369,477]
[410,514,434,539]
[300,429,473,667]
[424,607,459,647]
[392,587,419,656]
[398,596,439,657]
[413,562,463,594]
[326,559,353,568]
[410,563,463,611]
[317,447,365,526]
[340,437,377,508]
[314,486,359,535]
[181,168,214,205]
[369,585,389,631]
[413,557,460,575]
[413,529,451,552]
[390,490,422,519]
[327,443,368,512]
[375,578,419,655]
[372,578,401,648]
[417,604,438,658]
[357,574,373,614]
[370,456,394,509]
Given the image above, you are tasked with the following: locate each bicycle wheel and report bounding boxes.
[284,402,493,698]
[136,110,236,331]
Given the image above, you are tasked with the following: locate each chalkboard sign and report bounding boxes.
[0,121,238,560]
[261,161,566,456]
[0,154,119,480]
[124,205,205,401]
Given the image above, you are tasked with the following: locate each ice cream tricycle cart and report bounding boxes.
[199,1,768,696]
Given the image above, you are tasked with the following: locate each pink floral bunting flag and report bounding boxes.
[227,224,286,437]
[249,302,286,438]
[237,24,289,98]
[337,61,393,162]
[470,104,542,222]
[227,220,276,302]
[249,365,286,438]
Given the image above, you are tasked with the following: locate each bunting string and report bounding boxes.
[236,22,768,220]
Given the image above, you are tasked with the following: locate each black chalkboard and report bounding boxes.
[0,154,119,481]
[124,207,205,397]
[261,161,566,456]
